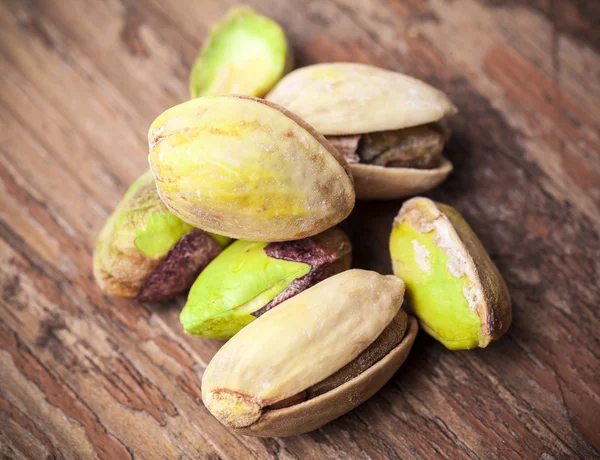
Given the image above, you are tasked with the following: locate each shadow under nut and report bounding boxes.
[350,158,453,200]
[235,315,419,437]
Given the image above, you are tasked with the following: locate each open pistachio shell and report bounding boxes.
[93,171,230,301]
[148,95,355,241]
[180,227,351,339]
[266,63,457,200]
[202,269,415,437]
[189,7,292,99]
[390,197,511,349]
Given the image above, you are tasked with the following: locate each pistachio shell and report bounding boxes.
[202,270,405,433]
[351,158,453,200]
[266,63,457,135]
[180,227,351,339]
[237,315,418,437]
[390,197,511,349]
[148,95,355,241]
[93,171,229,300]
[189,7,292,99]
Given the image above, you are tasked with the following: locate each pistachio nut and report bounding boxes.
[189,7,292,99]
[202,269,418,437]
[389,197,511,349]
[181,227,351,339]
[93,170,230,302]
[266,63,457,199]
[148,95,355,241]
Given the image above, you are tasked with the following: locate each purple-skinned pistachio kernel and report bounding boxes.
[137,230,223,302]
[253,228,352,317]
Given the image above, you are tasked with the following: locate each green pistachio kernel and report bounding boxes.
[93,170,230,300]
[189,7,292,99]
[180,227,351,339]
[181,240,310,339]
[390,197,511,350]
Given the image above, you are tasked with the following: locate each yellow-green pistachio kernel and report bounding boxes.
[93,171,230,302]
[180,227,351,339]
[148,95,355,241]
[390,197,511,349]
[189,7,292,99]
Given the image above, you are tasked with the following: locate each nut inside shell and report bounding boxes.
[330,127,454,199]
[201,270,410,437]
[325,123,453,200]
[180,227,351,339]
[266,63,457,200]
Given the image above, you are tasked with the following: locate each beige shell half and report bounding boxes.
[237,315,418,437]
[350,158,453,200]
[266,63,457,135]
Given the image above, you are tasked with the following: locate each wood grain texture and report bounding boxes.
[1,0,599,458]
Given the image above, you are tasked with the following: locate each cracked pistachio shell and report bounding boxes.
[189,7,292,99]
[148,95,355,241]
[93,171,230,301]
[180,227,351,340]
[266,63,457,200]
[390,197,511,349]
[202,269,415,437]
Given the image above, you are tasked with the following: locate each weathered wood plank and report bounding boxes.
[1,0,598,458]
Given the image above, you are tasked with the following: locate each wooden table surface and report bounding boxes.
[1,0,599,458]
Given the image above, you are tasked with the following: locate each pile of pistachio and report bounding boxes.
[94,7,511,437]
